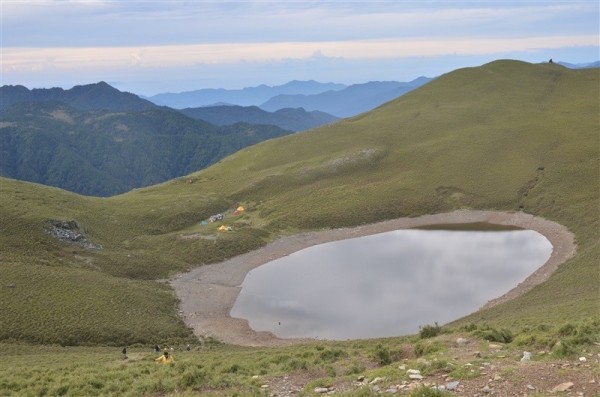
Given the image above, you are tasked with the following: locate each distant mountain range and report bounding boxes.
[179,105,338,132]
[145,78,434,118]
[260,78,433,117]
[557,60,600,69]
[146,80,346,108]
[0,88,293,196]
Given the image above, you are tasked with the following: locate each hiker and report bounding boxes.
[155,350,174,364]
[122,346,128,359]
[154,344,161,353]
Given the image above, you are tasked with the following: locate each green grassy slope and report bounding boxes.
[0,60,598,345]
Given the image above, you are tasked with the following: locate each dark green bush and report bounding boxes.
[473,325,513,343]
[419,322,442,339]
[373,344,392,365]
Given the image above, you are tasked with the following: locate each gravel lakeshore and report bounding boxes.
[170,210,576,347]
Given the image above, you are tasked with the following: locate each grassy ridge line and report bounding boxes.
[0,60,598,345]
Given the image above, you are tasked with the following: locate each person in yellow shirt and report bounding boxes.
[155,350,174,364]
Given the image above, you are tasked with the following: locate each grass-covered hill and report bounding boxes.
[0,101,292,196]
[0,60,598,348]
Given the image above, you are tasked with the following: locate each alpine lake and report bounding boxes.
[230,224,553,340]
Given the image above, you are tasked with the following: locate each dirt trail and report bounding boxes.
[170,210,576,347]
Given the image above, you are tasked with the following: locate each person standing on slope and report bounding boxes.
[155,350,174,364]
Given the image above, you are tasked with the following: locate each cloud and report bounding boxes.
[3,34,597,73]
[3,1,597,47]
[2,1,597,92]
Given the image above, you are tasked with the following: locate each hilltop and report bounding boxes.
[0,60,597,351]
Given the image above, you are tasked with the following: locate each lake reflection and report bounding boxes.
[230,229,552,340]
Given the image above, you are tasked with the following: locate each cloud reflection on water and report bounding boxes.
[230,229,552,340]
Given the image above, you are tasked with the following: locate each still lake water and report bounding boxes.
[230,228,552,340]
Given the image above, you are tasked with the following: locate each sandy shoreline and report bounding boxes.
[170,210,576,347]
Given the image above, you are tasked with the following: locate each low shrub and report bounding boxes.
[473,325,513,343]
[414,340,443,357]
[419,322,442,339]
[373,344,392,365]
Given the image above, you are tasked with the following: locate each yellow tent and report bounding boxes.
[218,225,228,232]
[236,206,245,212]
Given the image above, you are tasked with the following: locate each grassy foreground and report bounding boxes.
[0,60,598,350]
[1,320,598,396]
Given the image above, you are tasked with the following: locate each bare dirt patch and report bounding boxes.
[170,210,576,347]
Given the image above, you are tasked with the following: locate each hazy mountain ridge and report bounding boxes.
[260,78,433,117]
[557,60,600,69]
[179,105,338,131]
[146,80,347,108]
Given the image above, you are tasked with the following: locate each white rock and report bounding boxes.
[409,374,424,380]
[406,369,421,375]
[551,382,574,392]
[446,381,460,391]
[579,356,587,362]
[520,351,532,361]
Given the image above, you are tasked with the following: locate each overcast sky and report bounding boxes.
[2,1,598,95]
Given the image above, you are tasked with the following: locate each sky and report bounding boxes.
[1,1,599,96]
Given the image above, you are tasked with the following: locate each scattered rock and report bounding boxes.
[488,343,503,350]
[356,375,365,382]
[446,381,460,391]
[579,356,587,362]
[314,387,332,393]
[398,364,406,370]
[527,384,536,390]
[406,369,421,375]
[369,377,385,385]
[46,219,101,249]
[456,337,469,345]
[551,382,574,393]
[521,351,533,362]
[409,374,424,380]
[482,384,492,393]
[385,388,398,394]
